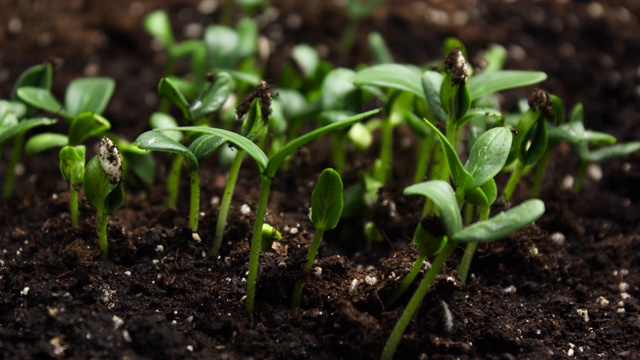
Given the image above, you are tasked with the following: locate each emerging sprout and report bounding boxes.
[444,47,469,85]
[291,168,344,308]
[84,137,125,260]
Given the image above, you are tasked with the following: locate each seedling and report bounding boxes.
[502,89,552,200]
[84,137,125,260]
[1,63,56,198]
[17,76,115,223]
[339,0,384,59]
[382,180,544,359]
[154,74,235,207]
[168,108,380,311]
[291,168,344,308]
[532,98,640,194]
[134,131,225,232]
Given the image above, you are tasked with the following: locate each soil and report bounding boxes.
[1,0,640,359]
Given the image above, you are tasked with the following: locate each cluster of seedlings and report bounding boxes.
[2,5,639,359]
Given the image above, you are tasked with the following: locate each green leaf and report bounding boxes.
[368,32,393,64]
[150,112,183,142]
[134,131,198,170]
[59,145,85,186]
[353,64,424,98]
[119,146,156,185]
[143,9,174,48]
[292,44,319,78]
[84,155,124,214]
[569,103,583,124]
[235,18,258,60]
[483,45,507,72]
[310,168,344,231]
[25,133,68,154]
[404,112,430,138]
[65,77,115,117]
[468,71,547,101]
[266,109,380,178]
[11,63,53,103]
[158,77,190,121]
[0,100,26,123]
[465,127,512,189]
[550,94,565,123]
[165,126,269,172]
[412,222,446,257]
[404,180,463,236]
[188,134,226,165]
[522,119,548,165]
[321,68,359,111]
[576,142,640,163]
[68,112,111,146]
[0,117,56,146]
[452,199,545,243]
[189,72,235,121]
[455,107,502,128]
[205,25,239,70]
[421,71,447,123]
[465,187,488,207]
[423,119,473,190]
[17,87,66,117]
[215,68,261,86]
[481,178,498,206]
[346,0,383,18]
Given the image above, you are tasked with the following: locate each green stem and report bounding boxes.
[502,161,525,201]
[381,242,455,360]
[97,208,109,260]
[70,185,79,226]
[377,113,393,184]
[332,133,347,175]
[573,160,588,194]
[165,155,182,207]
[339,18,361,60]
[457,207,489,284]
[220,0,235,26]
[531,146,553,197]
[246,175,273,312]
[3,134,24,199]
[291,228,325,308]
[385,250,427,308]
[212,149,245,254]
[413,132,435,184]
[188,167,200,232]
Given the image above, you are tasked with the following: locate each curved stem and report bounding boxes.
[188,167,200,232]
[212,149,245,254]
[381,242,455,360]
[457,206,489,284]
[97,208,109,260]
[413,132,435,184]
[385,250,427,308]
[246,175,272,312]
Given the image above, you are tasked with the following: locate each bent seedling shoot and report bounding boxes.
[1,3,639,359]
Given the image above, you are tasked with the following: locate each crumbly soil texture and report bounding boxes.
[1,1,640,359]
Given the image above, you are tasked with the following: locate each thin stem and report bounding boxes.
[291,228,325,308]
[3,134,24,199]
[212,149,245,254]
[384,250,427,308]
[531,146,553,197]
[165,155,183,207]
[381,241,455,360]
[502,161,525,201]
[220,0,235,26]
[70,185,79,226]
[377,113,393,184]
[97,208,109,260]
[457,207,489,284]
[413,132,435,184]
[339,18,361,60]
[246,175,273,312]
[332,133,347,175]
[573,160,588,194]
[188,167,200,232]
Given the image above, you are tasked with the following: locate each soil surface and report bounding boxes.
[1,1,640,359]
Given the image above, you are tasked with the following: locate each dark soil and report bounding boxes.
[1,1,640,359]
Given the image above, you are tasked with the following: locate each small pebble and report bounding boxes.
[240,204,251,215]
[550,232,565,245]
[365,275,377,286]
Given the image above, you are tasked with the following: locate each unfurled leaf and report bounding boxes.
[404,180,463,236]
[464,127,512,188]
[353,64,423,98]
[468,71,547,101]
[134,131,198,170]
[65,77,115,117]
[68,112,111,146]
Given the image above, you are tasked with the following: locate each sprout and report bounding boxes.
[291,168,344,308]
[84,137,125,260]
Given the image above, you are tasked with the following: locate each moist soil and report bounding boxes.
[1,1,639,359]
